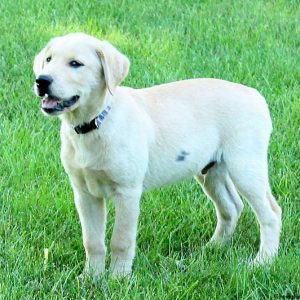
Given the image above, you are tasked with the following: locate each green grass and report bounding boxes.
[0,0,300,298]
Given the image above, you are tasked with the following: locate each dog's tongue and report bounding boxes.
[42,97,60,109]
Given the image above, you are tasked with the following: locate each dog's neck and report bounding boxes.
[60,89,113,130]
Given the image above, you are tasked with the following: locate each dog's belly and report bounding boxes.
[141,117,222,190]
[143,161,199,190]
[143,145,218,190]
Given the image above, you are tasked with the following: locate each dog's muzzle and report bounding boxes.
[35,75,80,115]
[41,95,80,115]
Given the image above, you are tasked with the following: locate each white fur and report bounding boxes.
[33,33,281,277]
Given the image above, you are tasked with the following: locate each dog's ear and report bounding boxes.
[33,46,48,75]
[33,49,45,75]
[96,41,130,95]
[33,38,55,75]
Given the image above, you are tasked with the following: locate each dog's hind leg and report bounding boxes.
[196,161,244,244]
[223,146,281,264]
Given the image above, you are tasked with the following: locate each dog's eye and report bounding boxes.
[69,60,84,68]
[46,56,51,63]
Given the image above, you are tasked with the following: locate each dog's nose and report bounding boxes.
[36,75,53,88]
[36,75,53,95]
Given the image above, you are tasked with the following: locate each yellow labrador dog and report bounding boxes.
[33,33,281,277]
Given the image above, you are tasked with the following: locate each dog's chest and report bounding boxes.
[66,131,111,169]
[82,169,117,199]
[67,159,119,199]
[62,133,134,199]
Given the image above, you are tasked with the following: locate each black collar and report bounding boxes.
[74,105,112,134]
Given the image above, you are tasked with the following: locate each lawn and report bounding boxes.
[0,0,299,298]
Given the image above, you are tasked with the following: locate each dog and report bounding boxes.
[33,32,281,277]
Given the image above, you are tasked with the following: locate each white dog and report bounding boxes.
[33,33,281,277]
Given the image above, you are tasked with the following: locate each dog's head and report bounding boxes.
[33,33,130,116]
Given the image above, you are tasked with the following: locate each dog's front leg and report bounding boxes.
[74,189,106,278]
[110,187,142,277]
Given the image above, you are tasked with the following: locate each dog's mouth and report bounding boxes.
[41,95,80,115]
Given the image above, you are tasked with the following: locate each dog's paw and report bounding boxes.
[77,263,105,281]
[250,253,274,267]
[205,237,232,249]
[110,260,132,278]
[240,252,274,269]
